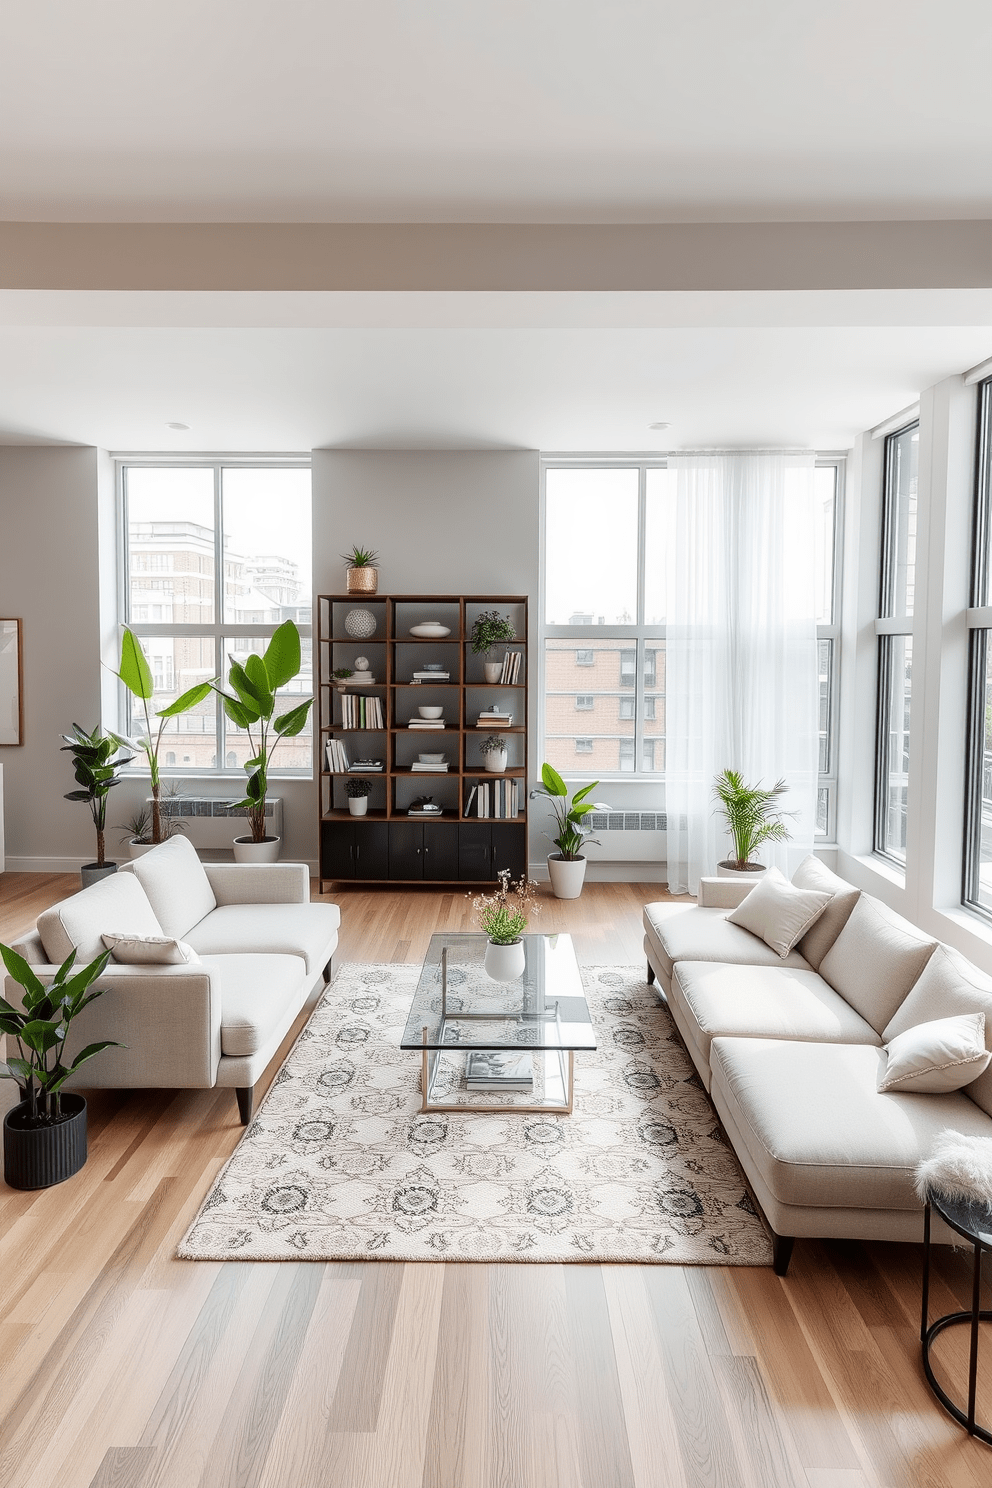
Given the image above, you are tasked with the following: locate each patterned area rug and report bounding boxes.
[178,963,772,1265]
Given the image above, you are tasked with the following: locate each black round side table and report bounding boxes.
[921,1191,992,1445]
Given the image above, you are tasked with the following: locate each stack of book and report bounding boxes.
[410,671,450,683]
[476,708,512,727]
[408,718,446,730]
[325,739,351,772]
[464,779,519,818]
[349,758,384,772]
[497,651,523,684]
[411,760,448,772]
[340,693,384,729]
[465,1051,533,1091]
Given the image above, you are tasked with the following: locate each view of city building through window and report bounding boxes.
[122,463,312,775]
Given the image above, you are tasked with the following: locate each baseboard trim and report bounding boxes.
[3,855,321,876]
[530,860,670,883]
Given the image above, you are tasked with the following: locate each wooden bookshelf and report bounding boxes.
[317,594,528,888]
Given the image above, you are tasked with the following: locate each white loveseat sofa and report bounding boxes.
[7,836,340,1124]
[643,859,992,1274]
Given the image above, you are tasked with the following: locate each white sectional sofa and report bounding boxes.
[7,836,340,1124]
[643,859,992,1274]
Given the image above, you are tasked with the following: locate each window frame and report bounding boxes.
[116,455,313,780]
[873,422,919,865]
[815,458,844,840]
[963,379,992,917]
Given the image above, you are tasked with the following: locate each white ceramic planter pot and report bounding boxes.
[482,749,507,774]
[483,661,502,683]
[716,861,767,880]
[128,839,157,859]
[484,939,526,982]
[547,854,587,899]
[348,796,369,816]
[233,835,281,864]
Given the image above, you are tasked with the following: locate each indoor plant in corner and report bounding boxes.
[212,619,314,862]
[470,868,539,982]
[61,724,134,887]
[712,768,794,876]
[0,943,120,1189]
[536,762,607,900]
[470,609,516,684]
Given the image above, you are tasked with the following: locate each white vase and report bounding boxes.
[716,861,767,879]
[348,796,369,816]
[233,835,281,863]
[483,661,502,683]
[128,839,157,859]
[547,854,587,899]
[484,939,526,982]
[483,749,507,774]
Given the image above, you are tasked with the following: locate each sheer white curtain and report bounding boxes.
[664,451,819,895]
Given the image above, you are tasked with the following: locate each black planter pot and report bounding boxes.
[3,1094,88,1190]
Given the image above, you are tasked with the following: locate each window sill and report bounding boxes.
[851,852,906,890]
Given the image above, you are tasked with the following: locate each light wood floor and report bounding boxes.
[1,873,991,1488]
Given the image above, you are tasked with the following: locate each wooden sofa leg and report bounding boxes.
[322,955,334,986]
[647,960,656,986]
[772,1232,795,1277]
[236,1087,254,1125]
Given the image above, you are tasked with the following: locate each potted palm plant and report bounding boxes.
[61,724,134,887]
[110,628,213,845]
[211,620,314,862]
[0,942,120,1189]
[342,545,380,594]
[470,869,539,981]
[712,769,794,875]
[470,610,516,683]
[535,762,608,899]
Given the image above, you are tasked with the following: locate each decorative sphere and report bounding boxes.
[344,609,377,639]
[354,656,370,671]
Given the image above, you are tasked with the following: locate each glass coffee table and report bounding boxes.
[400,933,596,1114]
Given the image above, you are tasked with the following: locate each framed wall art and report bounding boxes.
[0,619,23,745]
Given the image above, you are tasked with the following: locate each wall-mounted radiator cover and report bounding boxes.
[582,810,666,862]
[148,797,283,849]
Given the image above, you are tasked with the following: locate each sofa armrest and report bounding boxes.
[4,962,222,1089]
[203,861,310,906]
[697,876,756,909]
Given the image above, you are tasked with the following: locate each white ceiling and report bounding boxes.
[1,2,990,222]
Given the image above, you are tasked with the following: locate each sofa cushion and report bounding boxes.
[184,902,340,976]
[883,946,992,1118]
[671,961,881,1073]
[129,835,217,940]
[643,903,812,982]
[878,1013,991,1093]
[817,895,938,1034]
[199,953,308,1057]
[726,867,832,958]
[37,873,164,965]
[791,855,861,969]
[709,1037,992,1212]
[102,932,200,966]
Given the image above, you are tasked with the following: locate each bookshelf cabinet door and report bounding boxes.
[491,824,527,880]
[354,823,389,881]
[389,823,424,881]
[321,823,356,881]
[458,824,492,881]
[423,824,459,881]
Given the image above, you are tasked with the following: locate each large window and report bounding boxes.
[965,380,992,915]
[120,461,313,775]
[874,423,919,864]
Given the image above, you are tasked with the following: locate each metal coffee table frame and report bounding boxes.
[418,945,576,1115]
[921,1194,992,1445]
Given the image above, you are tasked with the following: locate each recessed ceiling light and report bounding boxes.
[649,421,671,431]
[165,421,189,431]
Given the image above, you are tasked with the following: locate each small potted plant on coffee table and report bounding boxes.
[470,610,516,683]
[0,942,121,1189]
[470,868,539,982]
[346,778,373,816]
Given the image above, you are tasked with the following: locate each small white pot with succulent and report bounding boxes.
[480,734,508,773]
[470,869,540,982]
[346,778,372,816]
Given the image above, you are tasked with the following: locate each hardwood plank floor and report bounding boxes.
[1,873,991,1487]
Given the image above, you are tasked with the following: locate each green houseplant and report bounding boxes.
[342,545,380,594]
[470,610,515,682]
[712,769,794,873]
[110,628,213,846]
[535,762,608,899]
[61,724,133,886]
[211,619,314,860]
[480,733,508,773]
[0,942,121,1189]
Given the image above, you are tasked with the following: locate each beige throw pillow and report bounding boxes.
[878,1013,991,1094]
[790,855,861,969]
[102,932,201,966]
[726,866,832,958]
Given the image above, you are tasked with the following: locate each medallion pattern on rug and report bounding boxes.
[178,963,772,1264]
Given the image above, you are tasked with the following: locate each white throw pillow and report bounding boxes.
[878,1012,991,1094]
[725,866,832,959]
[102,932,201,966]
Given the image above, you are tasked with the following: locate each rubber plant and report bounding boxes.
[535,762,606,860]
[111,628,214,844]
[60,724,133,868]
[712,769,794,870]
[211,620,314,844]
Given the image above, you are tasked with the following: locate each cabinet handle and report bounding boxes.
[355,842,360,863]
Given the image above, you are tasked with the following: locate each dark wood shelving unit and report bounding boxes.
[317,593,528,889]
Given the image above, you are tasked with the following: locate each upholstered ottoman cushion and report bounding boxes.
[709,1037,992,1213]
[202,953,308,1057]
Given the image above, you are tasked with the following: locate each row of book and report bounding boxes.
[497,651,524,684]
[339,693,384,729]
[325,740,386,773]
[464,779,520,818]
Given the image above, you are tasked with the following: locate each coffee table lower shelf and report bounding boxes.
[419,1030,575,1115]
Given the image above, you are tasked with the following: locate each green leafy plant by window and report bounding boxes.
[712,769,794,870]
[61,724,133,867]
[535,762,607,861]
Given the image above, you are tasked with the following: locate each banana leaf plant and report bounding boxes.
[0,943,120,1125]
[535,762,609,861]
[110,628,214,845]
[211,620,314,843]
[61,724,133,867]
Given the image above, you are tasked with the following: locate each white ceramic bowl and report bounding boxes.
[418,753,446,763]
[409,623,451,638]
[418,706,444,719]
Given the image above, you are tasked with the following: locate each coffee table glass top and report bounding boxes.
[400,933,596,1053]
